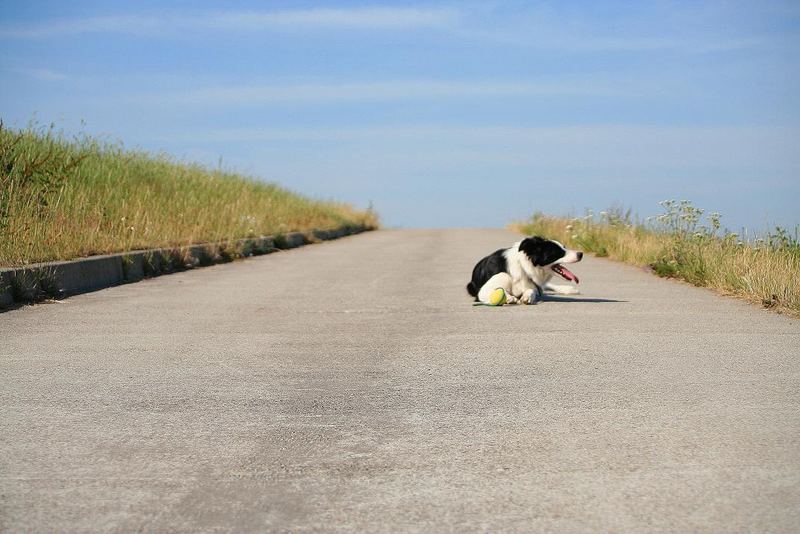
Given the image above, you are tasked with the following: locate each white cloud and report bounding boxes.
[0,7,456,38]
[0,4,766,55]
[462,31,764,53]
[156,124,800,171]
[443,2,768,53]
[134,78,649,107]
[203,8,456,30]
[19,67,67,81]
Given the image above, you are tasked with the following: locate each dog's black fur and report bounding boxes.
[466,248,507,297]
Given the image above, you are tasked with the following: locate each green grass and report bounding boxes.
[0,123,377,267]
[515,201,800,318]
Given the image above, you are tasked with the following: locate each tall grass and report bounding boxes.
[516,201,800,317]
[0,123,377,267]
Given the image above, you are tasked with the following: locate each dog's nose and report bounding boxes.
[577,251,584,261]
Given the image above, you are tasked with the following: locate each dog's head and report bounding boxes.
[519,236,583,283]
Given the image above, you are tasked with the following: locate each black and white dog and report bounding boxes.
[467,237,583,305]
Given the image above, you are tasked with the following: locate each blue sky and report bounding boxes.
[1,1,799,231]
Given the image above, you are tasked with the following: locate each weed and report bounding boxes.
[516,201,800,317]
[0,122,377,267]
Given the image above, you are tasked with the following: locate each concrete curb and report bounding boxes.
[0,225,369,309]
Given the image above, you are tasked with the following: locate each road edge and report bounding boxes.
[0,226,370,310]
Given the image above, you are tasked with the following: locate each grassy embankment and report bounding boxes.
[0,124,377,268]
[516,201,799,317]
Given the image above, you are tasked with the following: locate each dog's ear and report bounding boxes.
[519,236,564,266]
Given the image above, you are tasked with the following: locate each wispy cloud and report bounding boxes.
[18,67,67,81]
[0,7,457,38]
[203,7,456,30]
[455,29,764,53]
[443,2,769,53]
[134,79,651,107]
[156,124,800,171]
[162,123,798,144]
[0,4,766,55]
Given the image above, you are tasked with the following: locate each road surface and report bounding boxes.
[2,229,799,531]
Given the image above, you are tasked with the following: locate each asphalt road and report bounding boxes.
[2,229,799,532]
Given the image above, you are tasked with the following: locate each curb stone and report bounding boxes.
[0,225,370,309]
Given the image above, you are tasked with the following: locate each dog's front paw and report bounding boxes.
[521,288,540,305]
[505,294,519,304]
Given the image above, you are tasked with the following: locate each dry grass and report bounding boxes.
[0,123,377,267]
[515,202,800,318]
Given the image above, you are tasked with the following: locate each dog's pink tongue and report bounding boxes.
[556,264,579,284]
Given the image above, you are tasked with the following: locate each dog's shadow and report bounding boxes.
[541,294,625,303]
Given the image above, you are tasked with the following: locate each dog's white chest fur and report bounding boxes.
[505,245,552,296]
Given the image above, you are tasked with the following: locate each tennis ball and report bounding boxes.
[488,287,507,306]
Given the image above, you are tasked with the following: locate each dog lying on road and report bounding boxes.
[466,236,583,305]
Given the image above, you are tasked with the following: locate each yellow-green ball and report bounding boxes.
[488,287,507,306]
